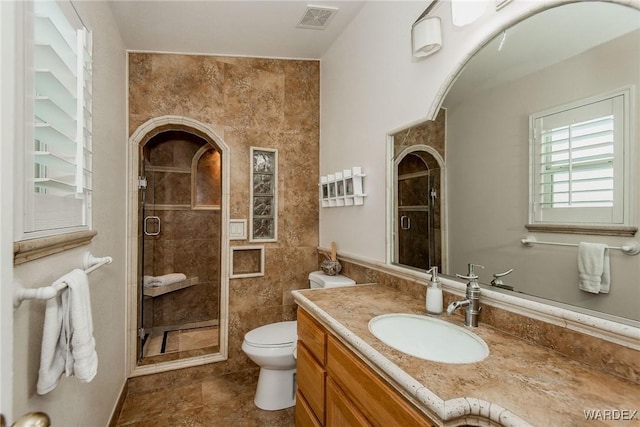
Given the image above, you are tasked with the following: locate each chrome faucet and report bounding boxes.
[490,268,514,291]
[447,264,484,327]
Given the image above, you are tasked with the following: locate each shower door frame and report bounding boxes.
[136,147,146,362]
[126,116,230,377]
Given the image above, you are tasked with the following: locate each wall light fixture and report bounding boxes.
[411,16,442,58]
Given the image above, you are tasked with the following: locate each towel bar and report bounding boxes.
[520,236,640,256]
[13,253,113,308]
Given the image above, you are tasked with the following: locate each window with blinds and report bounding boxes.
[530,89,631,226]
[25,0,92,235]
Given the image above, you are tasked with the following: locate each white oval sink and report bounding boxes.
[368,313,489,364]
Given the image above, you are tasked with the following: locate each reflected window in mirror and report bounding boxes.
[529,88,633,227]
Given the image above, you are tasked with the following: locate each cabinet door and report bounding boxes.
[296,390,322,427]
[326,377,372,427]
[297,342,326,424]
[298,308,327,364]
[327,335,437,427]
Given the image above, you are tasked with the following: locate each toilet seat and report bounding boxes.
[244,321,297,348]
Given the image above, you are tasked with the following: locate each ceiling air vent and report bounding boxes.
[297,5,338,30]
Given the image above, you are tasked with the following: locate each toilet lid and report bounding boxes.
[245,321,297,347]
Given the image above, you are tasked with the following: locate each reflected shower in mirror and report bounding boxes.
[391,110,445,273]
[391,2,640,322]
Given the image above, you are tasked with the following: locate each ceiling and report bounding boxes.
[107,0,367,59]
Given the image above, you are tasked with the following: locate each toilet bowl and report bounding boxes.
[241,321,297,410]
[242,271,355,410]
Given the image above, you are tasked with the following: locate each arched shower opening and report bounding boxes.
[128,117,229,374]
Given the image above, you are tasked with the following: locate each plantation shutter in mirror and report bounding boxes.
[530,90,629,226]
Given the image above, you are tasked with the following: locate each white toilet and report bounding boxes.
[242,271,355,410]
[308,270,355,289]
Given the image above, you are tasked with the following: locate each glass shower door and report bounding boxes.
[136,131,222,366]
[136,153,147,362]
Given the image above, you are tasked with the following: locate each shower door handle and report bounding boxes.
[144,216,161,236]
[400,215,411,230]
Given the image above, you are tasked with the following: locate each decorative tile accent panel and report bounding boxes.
[250,147,277,241]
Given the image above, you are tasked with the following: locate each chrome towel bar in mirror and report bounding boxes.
[520,236,640,256]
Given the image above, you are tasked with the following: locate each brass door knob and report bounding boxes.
[11,412,50,427]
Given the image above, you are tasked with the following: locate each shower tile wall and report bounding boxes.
[129,53,319,374]
[393,109,446,159]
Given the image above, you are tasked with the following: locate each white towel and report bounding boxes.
[37,269,97,395]
[37,287,68,395]
[143,273,186,287]
[65,269,98,382]
[578,242,610,294]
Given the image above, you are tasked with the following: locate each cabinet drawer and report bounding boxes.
[327,335,437,427]
[298,309,326,364]
[296,390,322,427]
[326,377,372,427]
[297,342,326,424]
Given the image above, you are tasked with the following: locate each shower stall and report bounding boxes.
[137,130,222,365]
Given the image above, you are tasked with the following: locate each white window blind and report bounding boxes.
[26,0,92,235]
[530,90,630,226]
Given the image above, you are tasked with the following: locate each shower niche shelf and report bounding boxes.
[143,276,199,298]
[142,145,221,211]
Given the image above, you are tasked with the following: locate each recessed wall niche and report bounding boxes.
[192,145,221,209]
[230,245,265,279]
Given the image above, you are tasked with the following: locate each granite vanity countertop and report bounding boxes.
[292,284,640,427]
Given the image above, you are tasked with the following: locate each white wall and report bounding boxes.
[319,0,640,263]
[1,1,18,423]
[11,1,127,425]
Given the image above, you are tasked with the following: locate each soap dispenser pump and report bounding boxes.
[426,266,443,315]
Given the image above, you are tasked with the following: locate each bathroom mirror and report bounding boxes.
[392,1,640,322]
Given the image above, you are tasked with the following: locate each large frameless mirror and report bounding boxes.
[391,1,640,323]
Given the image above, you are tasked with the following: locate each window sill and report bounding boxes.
[14,230,98,265]
[524,224,637,237]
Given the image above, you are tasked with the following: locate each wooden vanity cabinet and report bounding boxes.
[296,309,327,426]
[296,388,323,427]
[326,377,372,427]
[297,340,326,424]
[296,308,437,427]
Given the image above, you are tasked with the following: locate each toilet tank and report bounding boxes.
[308,271,355,289]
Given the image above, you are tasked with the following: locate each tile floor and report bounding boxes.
[144,326,219,357]
[115,369,296,427]
[140,326,220,366]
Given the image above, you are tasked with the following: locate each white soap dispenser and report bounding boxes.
[426,266,443,315]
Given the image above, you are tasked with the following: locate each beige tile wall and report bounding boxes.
[129,53,320,380]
